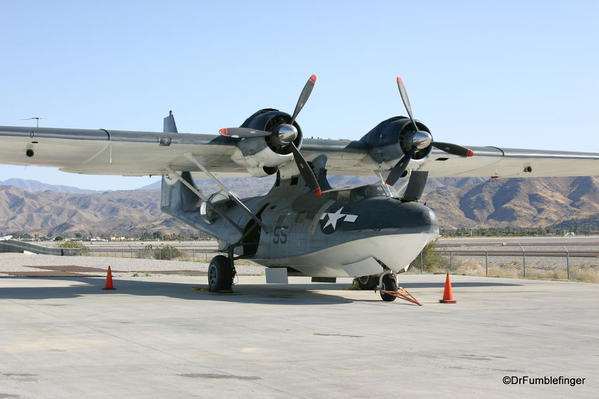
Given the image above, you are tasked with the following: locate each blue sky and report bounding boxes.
[0,0,597,190]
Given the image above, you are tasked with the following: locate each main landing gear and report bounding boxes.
[208,255,236,293]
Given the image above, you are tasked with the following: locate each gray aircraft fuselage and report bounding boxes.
[161,165,439,278]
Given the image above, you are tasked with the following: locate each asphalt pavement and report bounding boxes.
[1,273,597,398]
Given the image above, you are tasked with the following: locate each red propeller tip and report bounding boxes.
[312,188,322,197]
[396,76,403,85]
[466,149,475,157]
[219,128,228,136]
[309,74,317,83]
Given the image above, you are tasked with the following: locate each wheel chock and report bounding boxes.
[381,287,422,306]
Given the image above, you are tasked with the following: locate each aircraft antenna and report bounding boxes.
[21,116,44,128]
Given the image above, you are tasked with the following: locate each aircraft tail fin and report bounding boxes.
[160,171,217,239]
[163,111,178,133]
[161,171,199,213]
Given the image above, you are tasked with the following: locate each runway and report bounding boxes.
[1,272,597,398]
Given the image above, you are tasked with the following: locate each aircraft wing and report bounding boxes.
[0,126,247,176]
[0,125,371,178]
[301,142,599,178]
[1,125,598,179]
[412,146,599,178]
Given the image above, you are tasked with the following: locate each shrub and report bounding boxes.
[411,242,447,272]
[57,241,88,254]
[137,244,155,259]
[153,245,181,260]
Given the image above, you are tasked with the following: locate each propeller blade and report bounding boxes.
[396,77,418,131]
[385,153,412,186]
[432,142,474,157]
[219,127,271,138]
[290,142,322,196]
[290,74,317,124]
[401,171,429,202]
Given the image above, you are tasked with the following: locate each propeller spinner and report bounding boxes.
[385,77,474,186]
[220,75,322,196]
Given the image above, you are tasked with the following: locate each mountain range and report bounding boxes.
[0,178,99,194]
[0,176,597,235]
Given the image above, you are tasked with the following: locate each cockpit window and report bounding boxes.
[337,190,351,204]
[326,184,389,204]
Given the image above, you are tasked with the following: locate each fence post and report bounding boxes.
[521,246,526,278]
[485,249,488,277]
[449,251,453,271]
[564,246,570,280]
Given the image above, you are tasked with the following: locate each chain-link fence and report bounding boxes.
[47,240,599,283]
[410,248,599,283]
[84,245,217,262]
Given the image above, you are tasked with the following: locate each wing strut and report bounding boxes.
[165,167,245,234]
[183,153,267,231]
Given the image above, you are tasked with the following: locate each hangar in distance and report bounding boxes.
[1,75,598,301]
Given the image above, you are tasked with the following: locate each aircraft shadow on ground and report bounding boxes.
[0,276,355,305]
[400,282,522,288]
[0,276,521,305]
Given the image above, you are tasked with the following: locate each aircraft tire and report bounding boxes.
[208,255,234,292]
[353,275,379,290]
[379,274,398,302]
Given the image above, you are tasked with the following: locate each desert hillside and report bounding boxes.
[0,176,597,235]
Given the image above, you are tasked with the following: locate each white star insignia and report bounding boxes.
[320,207,359,231]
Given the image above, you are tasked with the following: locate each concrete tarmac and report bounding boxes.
[0,274,597,398]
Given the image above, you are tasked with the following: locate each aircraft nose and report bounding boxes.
[395,201,439,233]
[318,198,439,235]
[338,199,438,234]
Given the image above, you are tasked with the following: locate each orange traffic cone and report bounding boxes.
[103,266,115,290]
[439,272,456,303]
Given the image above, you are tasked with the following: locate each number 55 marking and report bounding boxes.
[273,226,288,244]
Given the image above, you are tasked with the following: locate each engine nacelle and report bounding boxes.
[359,116,432,164]
[231,109,304,176]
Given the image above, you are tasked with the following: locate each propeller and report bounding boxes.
[219,75,322,196]
[385,77,474,186]
[290,74,317,124]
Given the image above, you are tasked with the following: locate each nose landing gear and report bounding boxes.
[379,273,399,301]
[353,271,422,304]
[377,271,422,305]
[353,275,379,290]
